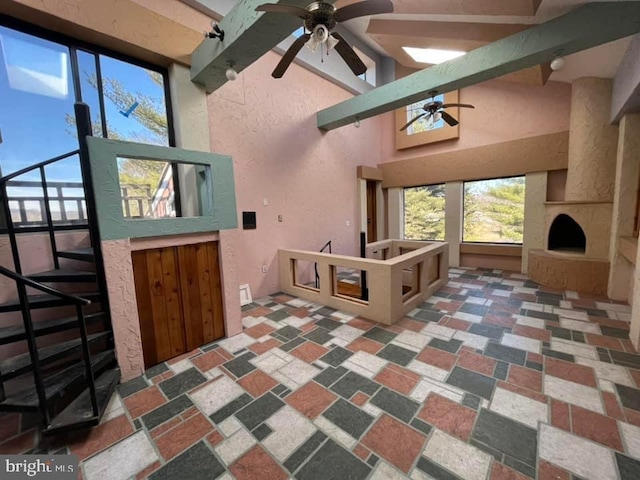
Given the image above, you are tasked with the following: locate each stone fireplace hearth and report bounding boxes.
[529,78,618,296]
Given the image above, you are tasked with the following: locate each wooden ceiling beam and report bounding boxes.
[191,0,336,93]
[335,0,543,16]
[317,2,640,131]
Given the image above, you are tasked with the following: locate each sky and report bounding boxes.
[0,24,168,188]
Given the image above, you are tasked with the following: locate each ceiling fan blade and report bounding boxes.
[335,0,394,22]
[331,33,367,76]
[272,33,311,78]
[255,3,310,19]
[440,103,475,109]
[399,113,428,132]
[440,110,459,127]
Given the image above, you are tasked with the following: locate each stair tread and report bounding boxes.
[28,269,97,281]
[57,248,95,262]
[0,312,106,345]
[0,350,115,409]
[59,247,94,255]
[0,331,110,380]
[46,367,120,434]
[0,292,100,313]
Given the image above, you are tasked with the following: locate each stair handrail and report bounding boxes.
[0,266,91,305]
[0,150,80,185]
[314,240,332,289]
[0,104,105,428]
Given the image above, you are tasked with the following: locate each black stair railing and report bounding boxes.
[74,102,113,345]
[314,240,332,289]
[0,101,112,428]
[0,266,96,421]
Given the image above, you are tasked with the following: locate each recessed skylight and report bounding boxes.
[402,47,466,64]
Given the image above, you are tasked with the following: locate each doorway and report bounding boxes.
[366,180,377,243]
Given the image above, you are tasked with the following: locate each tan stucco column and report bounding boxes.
[622,114,640,349]
[565,78,619,202]
[169,64,206,217]
[522,172,547,273]
[387,188,403,240]
[445,182,462,267]
[609,114,640,301]
[632,238,640,349]
[169,64,242,337]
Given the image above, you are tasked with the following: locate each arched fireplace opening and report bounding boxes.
[548,214,586,253]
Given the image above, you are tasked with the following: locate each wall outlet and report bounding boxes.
[263,198,269,206]
[346,220,350,226]
[278,214,283,222]
[262,265,267,273]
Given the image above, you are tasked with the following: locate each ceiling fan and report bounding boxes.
[256,0,394,78]
[399,91,475,131]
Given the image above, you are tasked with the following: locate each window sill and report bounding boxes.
[459,243,522,257]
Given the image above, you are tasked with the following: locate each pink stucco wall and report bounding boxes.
[101,238,144,381]
[381,79,572,163]
[208,52,383,298]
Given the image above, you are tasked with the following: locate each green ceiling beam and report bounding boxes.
[316,2,640,131]
[191,0,336,93]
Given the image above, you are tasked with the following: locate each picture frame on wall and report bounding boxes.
[395,90,461,150]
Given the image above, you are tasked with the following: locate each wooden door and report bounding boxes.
[366,181,377,242]
[177,242,225,350]
[132,241,225,367]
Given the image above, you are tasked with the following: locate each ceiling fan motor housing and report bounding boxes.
[425,101,444,113]
[304,2,337,31]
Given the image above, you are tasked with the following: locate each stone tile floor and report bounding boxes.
[2,267,640,479]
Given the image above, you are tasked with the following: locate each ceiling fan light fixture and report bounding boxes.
[307,24,330,52]
[402,47,466,64]
[258,0,392,78]
[433,112,442,123]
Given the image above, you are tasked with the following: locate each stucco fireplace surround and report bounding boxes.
[529,78,618,295]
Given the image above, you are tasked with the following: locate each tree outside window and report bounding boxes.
[403,184,446,241]
[463,177,525,244]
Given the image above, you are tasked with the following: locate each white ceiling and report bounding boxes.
[340,0,637,83]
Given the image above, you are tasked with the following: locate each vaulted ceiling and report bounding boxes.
[186,0,640,129]
[335,0,634,84]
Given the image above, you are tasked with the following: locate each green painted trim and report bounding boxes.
[87,137,237,241]
[317,2,640,131]
[191,0,336,93]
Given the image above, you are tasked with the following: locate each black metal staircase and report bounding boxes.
[0,102,119,436]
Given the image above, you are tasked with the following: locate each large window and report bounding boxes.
[0,19,175,226]
[403,184,446,241]
[463,177,525,244]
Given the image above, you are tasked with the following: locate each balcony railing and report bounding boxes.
[7,180,87,226]
[5,180,164,227]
